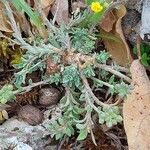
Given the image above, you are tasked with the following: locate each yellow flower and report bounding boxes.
[91,2,103,13]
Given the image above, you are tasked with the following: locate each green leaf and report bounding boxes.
[116,116,123,122]
[98,117,105,124]
[109,75,115,85]
[12,0,42,28]
[115,82,133,98]
[55,133,63,140]
[58,118,64,125]
[77,128,88,140]
[96,51,110,63]
[76,123,87,130]
[89,12,103,24]
[106,121,113,127]
[0,98,7,104]
[65,127,72,137]
[141,53,150,66]
[62,64,81,88]
[86,0,94,5]
[0,84,16,104]
[83,65,95,77]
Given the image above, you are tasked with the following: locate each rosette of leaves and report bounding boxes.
[96,51,110,63]
[71,28,96,54]
[1,0,132,145]
[62,64,81,88]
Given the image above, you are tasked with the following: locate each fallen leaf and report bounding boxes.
[14,10,31,36]
[100,11,116,32]
[41,0,55,16]
[123,60,150,150]
[0,2,12,32]
[51,0,69,25]
[100,5,132,66]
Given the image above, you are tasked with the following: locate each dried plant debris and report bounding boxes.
[123,60,150,150]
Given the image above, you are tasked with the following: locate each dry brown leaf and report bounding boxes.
[0,2,12,32]
[51,0,69,25]
[100,11,116,32]
[41,0,55,16]
[123,60,150,150]
[100,5,132,66]
[14,11,31,36]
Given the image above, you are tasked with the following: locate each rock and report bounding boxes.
[140,0,150,40]
[13,143,32,150]
[119,0,143,13]
[39,87,61,106]
[122,9,141,43]
[0,117,52,150]
[18,105,43,126]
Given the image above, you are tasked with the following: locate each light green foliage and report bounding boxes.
[82,65,95,77]
[96,51,110,63]
[43,73,61,85]
[14,55,46,87]
[114,82,133,98]
[13,42,57,87]
[93,77,132,98]
[98,106,122,127]
[49,118,75,140]
[0,85,15,104]
[133,43,150,66]
[49,89,83,140]
[12,0,42,28]
[62,64,81,88]
[71,28,96,54]
[80,0,111,27]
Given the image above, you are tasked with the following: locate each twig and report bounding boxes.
[13,79,51,95]
[96,64,132,83]
[52,0,60,25]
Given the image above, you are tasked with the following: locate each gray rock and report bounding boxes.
[0,117,53,150]
[13,143,32,150]
[140,0,150,40]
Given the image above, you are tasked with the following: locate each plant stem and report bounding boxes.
[96,64,131,83]
[80,72,120,107]
[13,79,51,95]
[92,77,114,88]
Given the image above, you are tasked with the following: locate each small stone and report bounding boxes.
[18,105,43,126]
[39,88,61,106]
